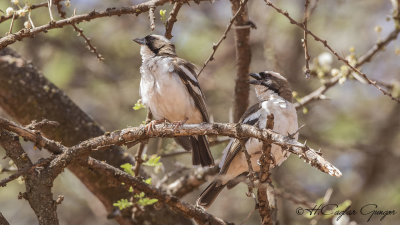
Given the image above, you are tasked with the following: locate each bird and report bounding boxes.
[133,34,214,167]
[197,71,298,208]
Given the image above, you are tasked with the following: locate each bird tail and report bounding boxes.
[174,137,192,151]
[197,181,225,208]
[191,135,214,167]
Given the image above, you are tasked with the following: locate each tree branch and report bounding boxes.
[265,0,400,103]
[87,158,232,225]
[197,0,249,78]
[0,130,59,225]
[0,0,210,50]
[0,48,192,225]
[230,0,252,121]
[165,2,183,39]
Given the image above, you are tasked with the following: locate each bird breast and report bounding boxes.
[139,57,203,123]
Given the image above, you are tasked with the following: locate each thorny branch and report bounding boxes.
[197,0,249,77]
[294,21,400,109]
[257,114,275,225]
[0,0,210,50]
[265,0,400,103]
[87,158,232,225]
[302,0,311,78]
[0,117,341,189]
[0,131,59,225]
[165,2,183,39]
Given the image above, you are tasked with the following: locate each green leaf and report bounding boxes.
[143,155,162,167]
[160,9,167,22]
[132,99,146,110]
[134,192,145,198]
[120,163,135,176]
[129,186,133,193]
[144,177,152,185]
[113,199,133,210]
[137,197,158,206]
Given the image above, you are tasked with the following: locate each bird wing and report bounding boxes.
[219,103,262,174]
[172,58,209,122]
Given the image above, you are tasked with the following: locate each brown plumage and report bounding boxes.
[134,34,214,167]
[197,71,298,208]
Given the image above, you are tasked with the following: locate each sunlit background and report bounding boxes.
[1,0,399,224]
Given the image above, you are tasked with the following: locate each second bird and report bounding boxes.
[134,34,214,167]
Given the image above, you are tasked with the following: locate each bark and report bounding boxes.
[230,0,252,122]
[0,48,192,225]
[0,131,59,225]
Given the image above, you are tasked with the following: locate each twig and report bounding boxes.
[134,142,147,176]
[48,0,55,21]
[0,0,210,50]
[167,165,219,197]
[265,0,400,103]
[165,2,183,39]
[71,24,104,61]
[257,114,275,225]
[0,131,59,225]
[87,158,232,225]
[1,118,342,178]
[294,25,400,109]
[0,2,48,24]
[302,0,311,78]
[53,0,104,61]
[197,0,249,77]
[0,118,66,154]
[7,14,16,35]
[149,6,156,30]
[239,139,257,202]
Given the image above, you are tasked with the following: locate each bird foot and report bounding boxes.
[145,119,166,134]
[172,118,189,131]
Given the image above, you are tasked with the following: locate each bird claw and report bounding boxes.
[145,119,166,134]
[172,118,189,131]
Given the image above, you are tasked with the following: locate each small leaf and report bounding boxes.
[143,155,162,167]
[144,177,152,185]
[129,186,133,193]
[113,199,133,210]
[120,163,135,176]
[160,9,167,22]
[133,99,146,111]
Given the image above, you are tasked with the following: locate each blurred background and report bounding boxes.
[0,0,399,224]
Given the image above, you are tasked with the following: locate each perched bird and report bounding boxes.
[133,34,214,167]
[197,71,298,208]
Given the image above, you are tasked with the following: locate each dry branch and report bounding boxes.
[0,48,192,225]
[264,0,400,103]
[197,0,249,77]
[165,2,183,39]
[0,0,210,50]
[87,158,232,225]
[0,131,59,225]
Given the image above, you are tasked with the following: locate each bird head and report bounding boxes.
[133,34,176,59]
[249,71,292,102]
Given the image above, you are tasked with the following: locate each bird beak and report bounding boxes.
[248,79,261,85]
[133,38,146,45]
[249,73,262,80]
